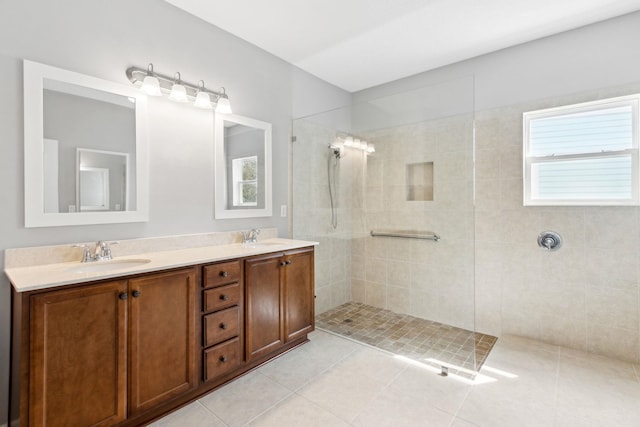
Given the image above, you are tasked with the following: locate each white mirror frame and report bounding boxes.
[214,114,272,219]
[24,60,149,227]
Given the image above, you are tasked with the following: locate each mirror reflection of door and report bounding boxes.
[76,148,129,212]
[80,167,109,211]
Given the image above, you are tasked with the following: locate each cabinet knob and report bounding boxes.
[286,260,292,265]
[219,271,228,277]
[132,290,141,298]
[280,261,286,267]
[219,355,227,363]
[118,292,128,300]
[219,323,227,330]
[220,294,229,301]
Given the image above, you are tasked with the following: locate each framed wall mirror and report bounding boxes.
[214,114,272,219]
[24,60,149,227]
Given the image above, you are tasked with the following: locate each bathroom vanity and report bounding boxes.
[7,238,315,427]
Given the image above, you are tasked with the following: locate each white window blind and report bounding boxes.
[523,95,639,206]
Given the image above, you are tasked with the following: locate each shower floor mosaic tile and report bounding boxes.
[316,302,497,373]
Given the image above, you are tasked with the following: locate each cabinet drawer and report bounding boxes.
[204,337,241,381]
[203,283,240,313]
[204,261,241,289]
[204,306,240,346]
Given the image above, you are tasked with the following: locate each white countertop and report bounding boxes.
[6,238,317,293]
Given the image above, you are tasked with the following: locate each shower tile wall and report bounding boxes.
[351,115,476,331]
[473,84,640,363]
[293,120,356,314]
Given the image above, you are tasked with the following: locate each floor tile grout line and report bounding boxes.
[194,400,230,427]
[291,390,357,426]
[239,388,297,426]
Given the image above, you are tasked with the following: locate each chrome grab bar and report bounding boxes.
[370,230,440,241]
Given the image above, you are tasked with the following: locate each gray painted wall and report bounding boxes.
[0,0,349,423]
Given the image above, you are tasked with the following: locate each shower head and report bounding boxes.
[329,144,344,159]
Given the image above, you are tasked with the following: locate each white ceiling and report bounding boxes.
[165,0,640,92]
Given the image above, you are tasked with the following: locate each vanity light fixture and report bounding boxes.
[168,72,188,102]
[334,135,375,154]
[140,64,161,96]
[126,63,232,113]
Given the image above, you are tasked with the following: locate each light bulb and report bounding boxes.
[344,136,354,147]
[353,138,361,149]
[194,80,212,109]
[168,83,188,102]
[141,63,161,96]
[215,96,232,114]
[194,91,212,109]
[367,144,376,153]
[141,75,161,96]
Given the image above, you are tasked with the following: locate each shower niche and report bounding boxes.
[406,161,434,201]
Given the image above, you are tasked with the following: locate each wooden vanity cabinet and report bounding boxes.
[11,246,314,427]
[202,260,243,382]
[14,267,197,427]
[245,247,314,362]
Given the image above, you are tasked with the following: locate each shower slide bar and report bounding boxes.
[370,230,440,241]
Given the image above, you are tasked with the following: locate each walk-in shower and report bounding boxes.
[292,76,493,374]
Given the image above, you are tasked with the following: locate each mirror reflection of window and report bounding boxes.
[232,156,258,206]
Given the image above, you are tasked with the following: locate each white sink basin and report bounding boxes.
[67,259,151,274]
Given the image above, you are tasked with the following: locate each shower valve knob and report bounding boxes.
[537,231,562,251]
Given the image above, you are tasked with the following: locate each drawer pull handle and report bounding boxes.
[220,294,229,301]
[219,271,228,277]
[219,355,227,363]
[132,290,141,298]
[280,261,286,267]
[220,323,227,330]
[118,292,128,300]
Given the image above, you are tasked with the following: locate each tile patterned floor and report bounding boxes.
[153,330,640,426]
[315,302,497,372]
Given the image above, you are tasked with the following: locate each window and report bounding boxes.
[523,94,639,206]
[232,156,258,206]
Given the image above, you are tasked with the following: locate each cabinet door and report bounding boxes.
[284,248,315,342]
[128,268,197,415]
[29,280,127,427]
[245,254,284,361]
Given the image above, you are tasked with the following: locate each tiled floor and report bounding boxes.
[316,302,497,372]
[152,330,640,427]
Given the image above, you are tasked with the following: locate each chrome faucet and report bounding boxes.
[94,241,113,261]
[241,229,260,244]
[74,240,117,262]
